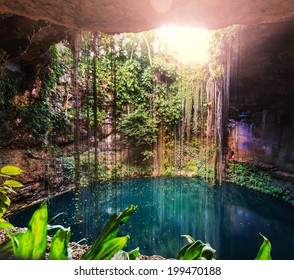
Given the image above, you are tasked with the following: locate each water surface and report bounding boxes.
[8,177,294,260]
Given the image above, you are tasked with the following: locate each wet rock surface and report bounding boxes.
[228,22,294,173]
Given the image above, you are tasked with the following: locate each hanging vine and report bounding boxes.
[25,27,241,191]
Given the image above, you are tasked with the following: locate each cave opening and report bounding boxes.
[0,3,294,261]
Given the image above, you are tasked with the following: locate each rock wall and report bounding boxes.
[1,0,294,33]
[228,22,294,174]
[1,148,73,214]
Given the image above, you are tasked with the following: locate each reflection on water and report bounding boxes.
[8,177,294,260]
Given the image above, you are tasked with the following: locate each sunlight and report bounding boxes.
[155,25,210,64]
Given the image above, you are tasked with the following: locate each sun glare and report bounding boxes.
[155,25,210,64]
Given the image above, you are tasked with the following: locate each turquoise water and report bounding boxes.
[8,177,294,259]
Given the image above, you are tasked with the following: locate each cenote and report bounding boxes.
[8,177,294,260]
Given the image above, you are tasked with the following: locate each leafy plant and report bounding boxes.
[177,235,216,260]
[118,107,158,147]
[48,227,71,260]
[178,233,272,260]
[82,204,138,260]
[0,201,137,260]
[10,201,48,259]
[255,233,271,260]
[227,162,294,205]
[0,165,24,228]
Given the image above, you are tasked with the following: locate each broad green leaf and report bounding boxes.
[49,227,71,260]
[0,200,6,209]
[181,234,196,244]
[0,232,24,259]
[82,205,137,260]
[0,200,7,218]
[87,236,130,260]
[4,180,24,188]
[14,201,48,260]
[0,221,15,229]
[181,240,205,260]
[117,205,138,224]
[0,239,14,259]
[1,166,23,176]
[8,231,19,257]
[255,233,272,260]
[0,186,15,194]
[177,243,192,260]
[0,193,10,206]
[127,247,140,260]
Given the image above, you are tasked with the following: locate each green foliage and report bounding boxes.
[255,233,272,260]
[29,45,71,142]
[0,43,72,146]
[80,155,110,184]
[0,70,24,124]
[0,201,69,260]
[11,201,48,260]
[180,144,216,184]
[0,202,137,260]
[179,233,272,260]
[0,166,23,176]
[193,139,201,153]
[116,59,143,105]
[158,94,182,127]
[49,227,71,260]
[61,157,75,184]
[0,165,24,228]
[0,199,273,261]
[163,166,176,177]
[177,235,216,260]
[81,31,183,173]
[228,162,271,188]
[118,107,158,147]
[208,25,240,78]
[82,204,138,260]
[228,162,294,204]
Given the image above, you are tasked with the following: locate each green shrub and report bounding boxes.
[0,202,137,260]
[117,107,157,147]
[0,165,24,228]
[227,162,294,204]
[228,162,271,188]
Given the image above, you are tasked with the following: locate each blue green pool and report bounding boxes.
[8,177,294,259]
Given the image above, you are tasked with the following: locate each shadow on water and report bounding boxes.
[8,177,294,260]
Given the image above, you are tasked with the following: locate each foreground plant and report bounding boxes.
[255,233,272,260]
[0,165,24,229]
[81,204,138,260]
[177,235,216,260]
[178,233,272,260]
[0,201,137,260]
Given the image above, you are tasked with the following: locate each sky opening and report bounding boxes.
[155,25,210,64]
